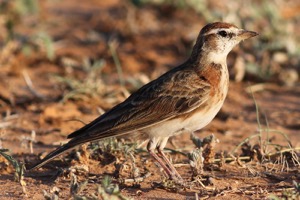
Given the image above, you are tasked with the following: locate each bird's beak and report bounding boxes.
[237,29,258,40]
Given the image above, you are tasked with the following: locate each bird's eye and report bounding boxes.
[218,30,228,37]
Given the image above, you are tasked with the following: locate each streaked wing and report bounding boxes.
[29,65,211,170]
[67,65,211,142]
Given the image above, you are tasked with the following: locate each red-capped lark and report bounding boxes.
[29,22,258,182]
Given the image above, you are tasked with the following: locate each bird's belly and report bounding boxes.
[144,98,225,139]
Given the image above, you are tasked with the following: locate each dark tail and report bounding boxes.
[28,129,118,170]
[28,142,77,170]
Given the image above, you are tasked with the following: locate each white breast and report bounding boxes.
[144,67,229,139]
[144,96,225,139]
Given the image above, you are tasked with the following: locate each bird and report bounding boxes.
[29,22,258,182]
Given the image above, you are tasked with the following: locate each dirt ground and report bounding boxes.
[0,0,299,199]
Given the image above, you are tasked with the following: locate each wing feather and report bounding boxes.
[68,65,211,140]
[29,64,212,170]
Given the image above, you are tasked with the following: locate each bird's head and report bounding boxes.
[191,22,258,64]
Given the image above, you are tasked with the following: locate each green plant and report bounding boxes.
[0,149,27,195]
[109,40,125,87]
[51,58,106,102]
[0,0,55,60]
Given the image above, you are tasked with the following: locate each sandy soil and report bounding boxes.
[0,0,299,199]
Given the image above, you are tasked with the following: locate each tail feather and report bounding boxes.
[28,130,124,170]
[28,143,75,170]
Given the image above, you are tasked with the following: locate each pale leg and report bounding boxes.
[157,137,183,181]
[147,138,178,180]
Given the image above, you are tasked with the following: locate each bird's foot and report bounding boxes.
[155,177,188,192]
[169,173,185,185]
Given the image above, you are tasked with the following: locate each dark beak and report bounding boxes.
[238,29,258,40]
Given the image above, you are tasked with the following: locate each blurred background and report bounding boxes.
[1,0,299,98]
[0,1,300,198]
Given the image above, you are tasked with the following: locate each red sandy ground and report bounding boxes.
[0,0,299,199]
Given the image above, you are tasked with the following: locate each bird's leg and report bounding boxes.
[156,137,183,181]
[148,149,176,179]
[147,139,177,180]
[156,148,183,181]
